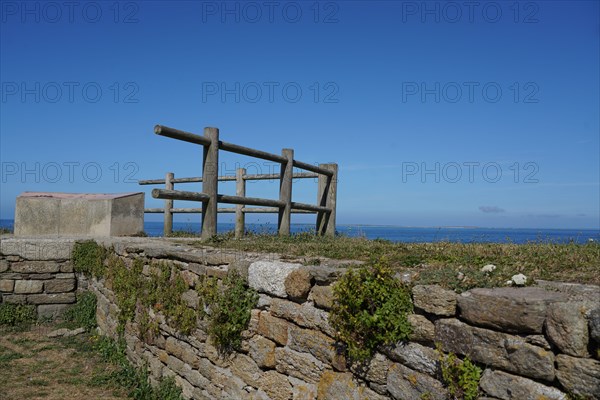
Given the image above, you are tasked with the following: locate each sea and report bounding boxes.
[1,219,598,244]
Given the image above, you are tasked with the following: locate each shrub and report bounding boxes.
[330,259,413,362]
[72,240,107,277]
[438,346,481,400]
[0,303,36,326]
[63,291,97,330]
[200,271,258,352]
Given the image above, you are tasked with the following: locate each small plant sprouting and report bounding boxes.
[437,344,482,400]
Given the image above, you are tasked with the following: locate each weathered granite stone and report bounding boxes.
[258,370,292,400]
[165,336,199,368]
[275,347,326,384]
[27,292,76,304]
[309,285,334,309]
[285,268,312,300]
[435,318,555,381]
[37,304,70,319]
[179,270,198,288]
[407,314,435,343]
[0,259,8,273]
[59,262,73,273]
[3,294,26,304]
[11,261,61,274]
[384,342,439,376]
[248,335,276,369]
[0,238,74,260]
[288,325,345,371]
[257,312,290,345]
[0,279,14,292]
[556,354,600,399]
[590,307,600,343]
[14,280,43,294]
[47,327,85,338]
[535,280,600,302]
[479,369,567,400]
[545,301,590,357]
[288,376,317,400]
[386,362,446,400]
[44,278,76,293]
[317,371,359,400]
[304,265,344,285]
[231,353,262,387]
[412,285,457,316]
[181,289,199,309]
[229,259,251,281]
[270,298,334,337]
[457,287,567,333]
[248,261,302,297]
[364,353,391,385]
[524,335,551,350]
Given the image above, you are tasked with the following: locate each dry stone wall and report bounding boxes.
[1,236,599,399]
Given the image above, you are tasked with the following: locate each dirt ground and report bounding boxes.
[0,324,128,400]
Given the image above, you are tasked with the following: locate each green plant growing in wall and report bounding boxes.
[198,271,258,352]
[63,291,97,330]
[437,344,481,400]
[72,240,107,277]
[0,303,36,326]
[330,258,413,362]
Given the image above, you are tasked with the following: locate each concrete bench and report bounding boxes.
[14,192,144,237]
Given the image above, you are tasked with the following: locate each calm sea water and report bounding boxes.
[1,219,598,244]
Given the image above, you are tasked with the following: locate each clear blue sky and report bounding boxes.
[1,1,598,229]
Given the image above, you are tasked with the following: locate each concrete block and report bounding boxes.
[14,192,144,237]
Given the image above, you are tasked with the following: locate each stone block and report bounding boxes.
[0,238,74,260]
[545,301,590,357]
[0,259,8,273]
[27,292,76,304]
[288,325,345,371]
[479,369,567,400]
[248,335,276,368]
[44,279,76,293]
[407,314,435,343]
[412,284,457,316]
[435,318,555,381]
[275,347,326,384]
[384,342,439,377]
[457,287,567,333]
[0,279,14,292]
[257,370,292,400]
[11,261,60,274]
[257,312,290,345]
[231,353,262,387]
[556,355,600,399]
[248,260,302,297]
[386,363,446,400]
[14,280,43,294]
[285,268,312,300]
[37,304,70,319]
[14,192,144,237]
[270,298,334,337]
[309,285,334,310]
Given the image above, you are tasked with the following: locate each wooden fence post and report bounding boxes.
[235,168,246,238]
[278,148,294,236]
[201,127,219,240]
[164,172,174,236]
[316,163,337,236]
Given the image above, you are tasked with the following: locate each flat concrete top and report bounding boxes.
[19,192,143,200]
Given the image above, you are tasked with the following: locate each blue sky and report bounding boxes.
[1,0,598,229]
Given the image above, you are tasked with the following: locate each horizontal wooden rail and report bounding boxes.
[145,207,315,214]
[217,194,284,208]
[151,189,209,202]
[291,202,331,213]
[138,172,317,186]
[155,124,333,176]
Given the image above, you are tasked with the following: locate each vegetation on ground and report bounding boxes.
[0,303,37,327]
[195,232,600,291]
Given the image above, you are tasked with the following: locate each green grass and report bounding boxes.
[193,232,600,291]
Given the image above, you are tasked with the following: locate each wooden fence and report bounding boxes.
[138,125,337,239]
